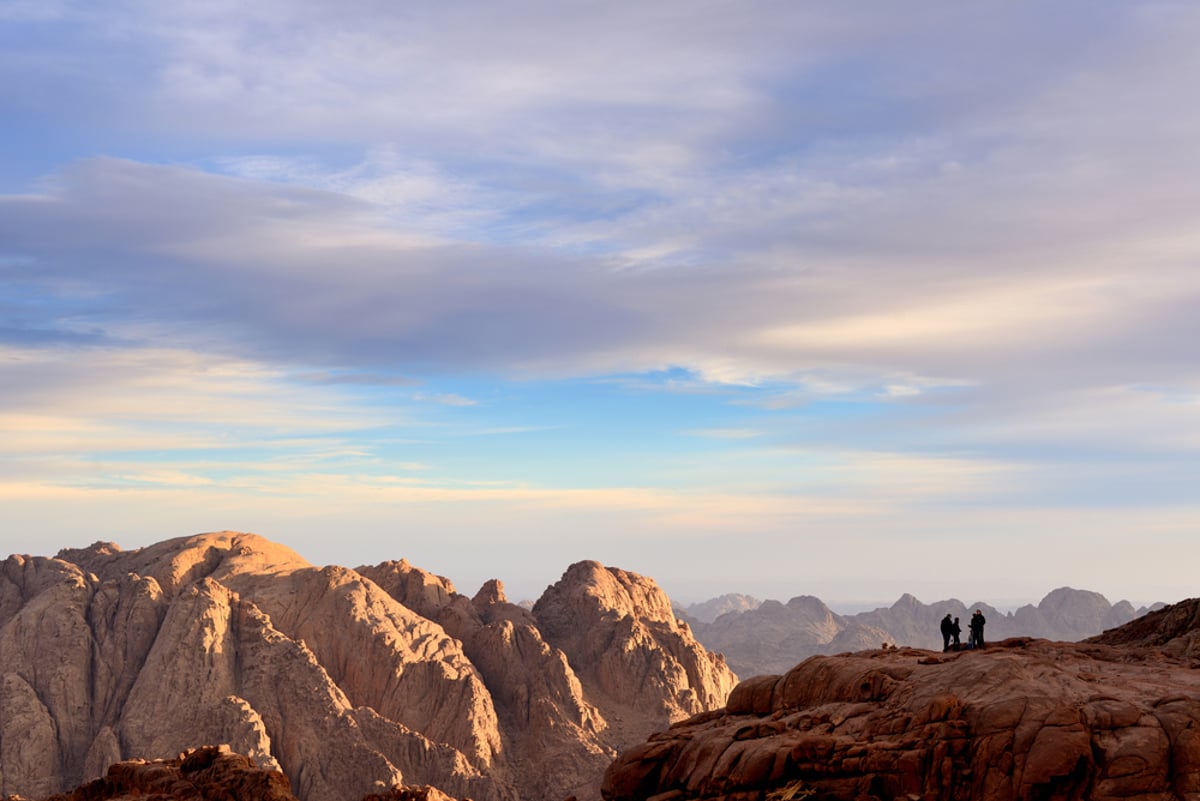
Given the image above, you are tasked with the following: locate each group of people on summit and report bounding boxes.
[940,610,986,652]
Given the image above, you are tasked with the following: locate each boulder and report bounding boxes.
[26,745,297,801]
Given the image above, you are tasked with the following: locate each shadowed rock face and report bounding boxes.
[601,638,1200,801]
[25,745,297,801]
[0,533,736,801]
[5,744,463,801]
[1088,596,1200,657]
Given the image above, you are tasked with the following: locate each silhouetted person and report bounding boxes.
[951,616,962,649]
[969,610,986,649]
[940,613,954,652]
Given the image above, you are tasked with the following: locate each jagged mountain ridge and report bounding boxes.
[0,532,736,801]
[676,593,762,624]
[681,586,1159,677]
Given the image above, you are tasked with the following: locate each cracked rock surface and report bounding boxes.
[1,532,736,801]
[602,635,1200,801]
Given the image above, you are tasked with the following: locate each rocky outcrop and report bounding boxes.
[1,744,471,801]
[1089,596,1200,658]
[691,587,1155,678]
[358,561,617,801]
[23,745,297,801]
[0,533,735,801]
[533,561,738,749]
[602,638,1200,801]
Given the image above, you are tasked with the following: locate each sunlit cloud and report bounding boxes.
[2,1,1200,605]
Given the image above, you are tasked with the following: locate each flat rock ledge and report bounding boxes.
[601,638,1200,801]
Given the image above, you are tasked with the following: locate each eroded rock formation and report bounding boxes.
[602,638,1200,801]
[1089,596,1200,658]
[20,745,297,801]
[534,561,738,748]
[0,744,469,801]
[0,533,736,801]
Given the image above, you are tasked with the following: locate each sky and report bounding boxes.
[1,1,1197,609]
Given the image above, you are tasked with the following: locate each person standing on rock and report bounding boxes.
[969,610,986,649]
[951,617,962,650]
[940,613,954,652]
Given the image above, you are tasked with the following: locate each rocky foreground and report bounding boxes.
[602,624,1200,801]
[0,533,736,801]
[2,745,461,801]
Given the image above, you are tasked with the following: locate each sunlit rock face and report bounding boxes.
[601,635,1200,801]
[0,532,736,801]
[533,561,739,749]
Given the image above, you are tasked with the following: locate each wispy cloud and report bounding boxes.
[682,428,764,440]
[413,392,478,407]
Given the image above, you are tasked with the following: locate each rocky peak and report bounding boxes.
[677,593,762,624]
[785,594,835,618]
[535,561,678,630]
[472,578,506,608]
[55,540,122,564]
[533,561,737,748]
[54,531,310,597]
[356,559,457,620]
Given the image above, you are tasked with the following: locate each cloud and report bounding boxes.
[413,392,478,407]
[4,138,1200,416]
[682,428,764,440]
[4,1,1200,606]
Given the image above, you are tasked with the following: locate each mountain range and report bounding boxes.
[678,588,1161,677]
[0,531,1187,801]
[0,532,735,801]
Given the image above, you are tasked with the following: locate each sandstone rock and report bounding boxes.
[602,638,1200,801]
[1089,596,1200,658]
[534,561,738,749]
[2,534,736,801]
[218,564,503,772]
[58,533,309,597]
[360,786,461,801]
[363,559,615,801]
[32,745,296,801]
[356,560,458,621]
